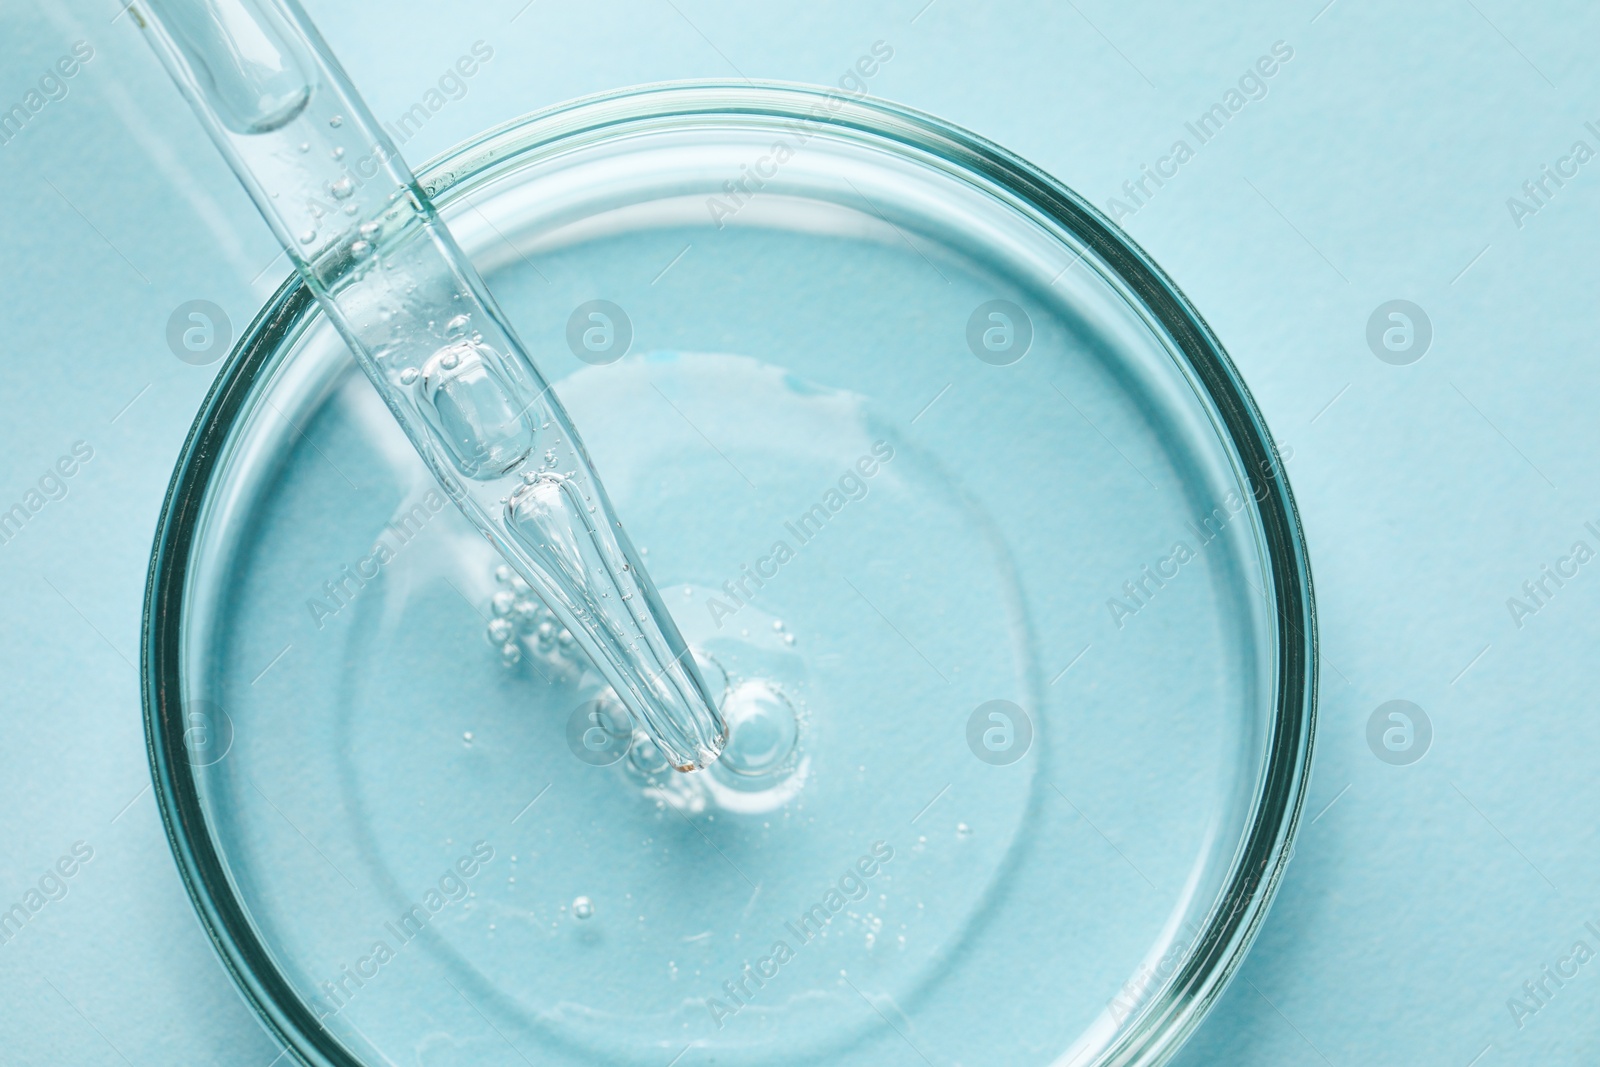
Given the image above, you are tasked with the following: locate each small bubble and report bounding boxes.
[500,642,522,667]
[558,629,574,648]
[350,240,372,257]
[331,146,344,159]
[463,731,474,743]
[330,177,355,199]
[773,620,784,631]
[298,230,316,244]
[495,564,514,583]
[957,822,972,836]
[329,114,344,127]
[398,367,419,385]
[488,617,515,643]
[492,591,515,616]
[445,313,471,337]
[510,576,531,595]
[626,734,670,776]
[440,348,461,370]
[359,220,380,238]
[299,142,310,152]
[573,896,594,920]
[784,633,796,645]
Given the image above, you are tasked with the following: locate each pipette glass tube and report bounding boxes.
[135,0,727,770]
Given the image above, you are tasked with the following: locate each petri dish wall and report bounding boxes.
[143,83,1315,1067]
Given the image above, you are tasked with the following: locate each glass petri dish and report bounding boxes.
[143,82,1315,1067]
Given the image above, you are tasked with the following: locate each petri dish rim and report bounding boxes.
[141,80,1317,1067]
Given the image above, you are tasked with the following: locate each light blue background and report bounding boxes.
[1,1,1596,1064]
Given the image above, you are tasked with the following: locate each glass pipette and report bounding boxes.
[133,0,728,771]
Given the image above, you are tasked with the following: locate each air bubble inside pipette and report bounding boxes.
[414,340,535,479]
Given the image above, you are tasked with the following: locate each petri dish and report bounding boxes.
[143,82,1315,1067]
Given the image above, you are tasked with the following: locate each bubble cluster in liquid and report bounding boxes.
[481,560,809,809]
[484,564,578,673]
